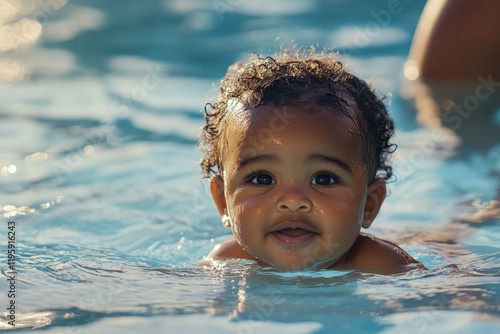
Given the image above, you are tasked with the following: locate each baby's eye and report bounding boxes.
[249,173,275,185]
[311,173,337,186]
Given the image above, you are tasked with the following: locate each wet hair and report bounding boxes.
[199,47,396,181]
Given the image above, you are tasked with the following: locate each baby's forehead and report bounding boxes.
[220,104,368,174]
[222,103,365,153]
[225,101,360,130]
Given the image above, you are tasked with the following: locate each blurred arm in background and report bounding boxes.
[408,0,500,82]
[404,0,500,151]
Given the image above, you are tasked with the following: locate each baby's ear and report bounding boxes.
[210,174,227,216]
[362,179,386,229]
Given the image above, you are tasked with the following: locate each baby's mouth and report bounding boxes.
[270,222,318,245]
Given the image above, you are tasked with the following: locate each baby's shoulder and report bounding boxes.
[206,238,255,261]
[338,233,420,274]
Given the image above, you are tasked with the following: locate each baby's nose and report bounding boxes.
[275,187,312,212]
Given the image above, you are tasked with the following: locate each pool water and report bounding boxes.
[1,0,499,333]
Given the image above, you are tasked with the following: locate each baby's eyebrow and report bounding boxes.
[236,153,353,174]
[308,153,354,174]
[237,154,278,170]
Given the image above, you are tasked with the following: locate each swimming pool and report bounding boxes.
[1,0,499,332]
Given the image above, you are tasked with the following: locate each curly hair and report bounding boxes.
[199,48,396,181]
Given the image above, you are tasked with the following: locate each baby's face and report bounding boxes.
[216,104,380,270]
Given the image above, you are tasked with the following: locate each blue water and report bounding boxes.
[1,0,499,333]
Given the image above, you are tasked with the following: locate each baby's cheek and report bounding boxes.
[332,191,366,223]
[233,226,246,247]
[232,225,259,256]
[228,202,256,232]
[318,198,356,218]
[232,195,266,214]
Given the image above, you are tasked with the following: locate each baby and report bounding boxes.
[199,48,420,274]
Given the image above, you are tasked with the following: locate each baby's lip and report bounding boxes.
[269,221,319,245]
[269,221,319,234]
